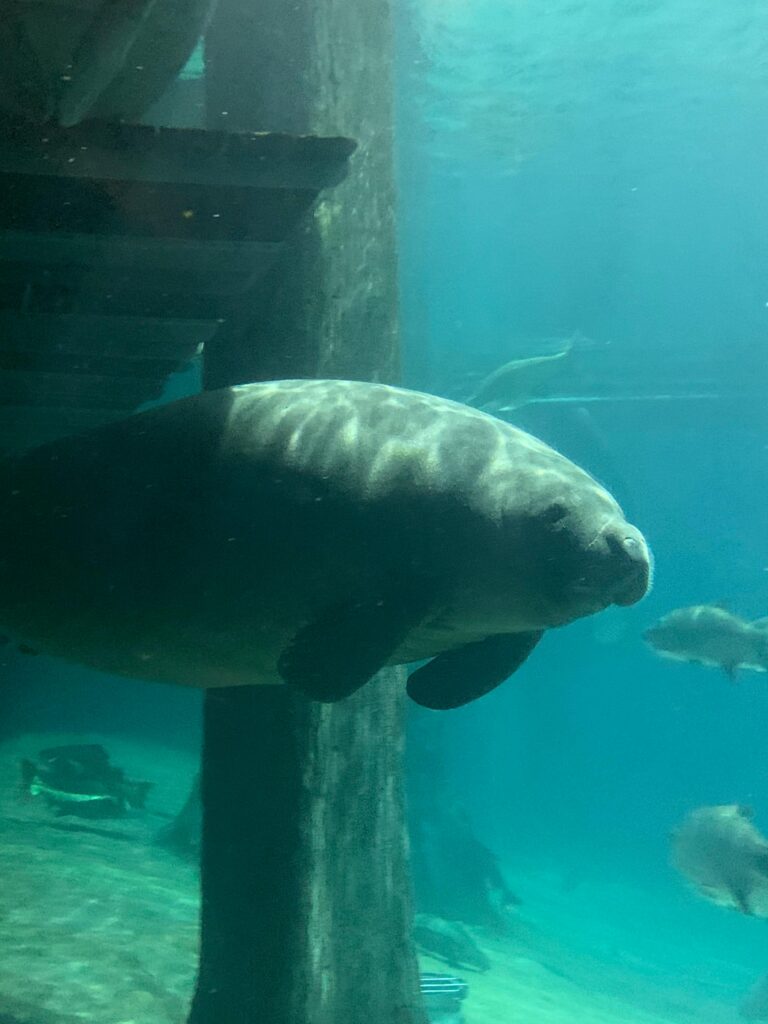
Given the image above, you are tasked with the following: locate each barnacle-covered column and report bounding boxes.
[189,1,425,1021]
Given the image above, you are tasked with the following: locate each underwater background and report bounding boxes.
[2,1,768,1022]
[395,0,768,1018]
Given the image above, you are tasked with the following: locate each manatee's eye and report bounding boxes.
[541,501,568,526]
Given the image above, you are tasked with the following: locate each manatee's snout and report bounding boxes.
[544,514,651,625]
[603,526,651,606]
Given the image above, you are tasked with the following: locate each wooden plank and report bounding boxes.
[0,233,282,293]
[0,269,232,318]
[0,312,220,358]
[0,349,187,378]
[0,114,356,192]
[0,404,124,453]
[0,369,165,408]
[0,172,318,243]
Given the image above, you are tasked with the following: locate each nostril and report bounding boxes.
[606,531,635,560]
[604,528,651,606]
[607,531,644,566]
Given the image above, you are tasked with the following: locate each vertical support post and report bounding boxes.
[189,0,426,1021]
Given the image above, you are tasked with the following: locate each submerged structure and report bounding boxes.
[0,0,425,1022]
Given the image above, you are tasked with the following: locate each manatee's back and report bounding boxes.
[224,378,607,527]
[0,389,234,659]
[225,378,525,508]
[0,379,622,684]
[0,381,496,683]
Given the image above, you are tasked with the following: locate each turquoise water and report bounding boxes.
[2,3,768,1022]
[397,1,768,1019]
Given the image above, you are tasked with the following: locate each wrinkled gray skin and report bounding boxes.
[0,380,651,708]
[671,805,768,917]
[644,605,768,679]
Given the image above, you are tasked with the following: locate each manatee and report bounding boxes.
[0,379,651,709]
[671,804,768,917]
[644,604,768,679]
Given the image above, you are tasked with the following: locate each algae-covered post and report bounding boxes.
[189,0,424,1022]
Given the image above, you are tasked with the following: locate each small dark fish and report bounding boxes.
[20,744,152,818]
[644,604,768,679]
[413,913,491,972]
[671,804,768,917]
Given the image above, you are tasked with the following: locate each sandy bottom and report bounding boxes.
[0,733,199,1024]
[424,876,759,1024]
[0,733,761,1023]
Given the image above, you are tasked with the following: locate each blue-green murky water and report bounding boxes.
[2,3,768,1022]
[397,2,768,1020]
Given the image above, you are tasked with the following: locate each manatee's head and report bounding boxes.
[483,450,652,632]
[531,499,651,627]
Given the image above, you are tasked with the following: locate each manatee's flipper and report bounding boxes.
[278,585,435,702]
[406,631,543,710]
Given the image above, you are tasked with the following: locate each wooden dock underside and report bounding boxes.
[0,115,355,452]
